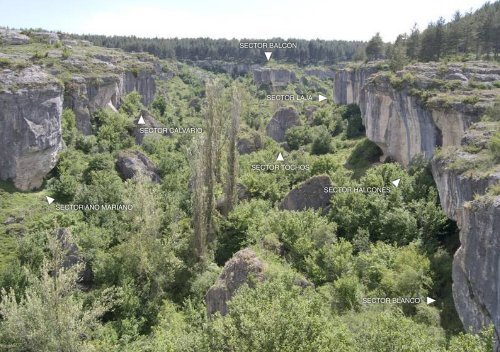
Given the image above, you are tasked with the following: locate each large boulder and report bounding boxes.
[206,248,265,316]
[266,107,300,142]
[280,175,333,211]
[116,150,161,183]
[55,228,93,287]
[237,132,262,155]
[0,28,30,45]
[64,69,156,135]
[0,66,63,190]
[134,110,169,145]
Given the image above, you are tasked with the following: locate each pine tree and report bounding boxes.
[365,33,384,61]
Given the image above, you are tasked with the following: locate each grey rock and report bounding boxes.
[280,175,332,211]
[0,66,63,190]
[266,107,300,142]
[237,132,262,155]
[55,228,93,287]
[116,150,161,183]
[64,70,156,134]
[206,248,265,316]
[134,110,169,145]
[452,199,500,349]
[0,28,30,45]
[30,31,59,44]
[252,68,296,87]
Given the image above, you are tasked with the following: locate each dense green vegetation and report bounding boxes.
[369,1,500,68]
[71,36,365,65]
[0,55,494,350]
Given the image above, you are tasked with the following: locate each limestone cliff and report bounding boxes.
[334,62,500,346]
[64,69,156,134]
[0,66,63,190]
[432,123,500,346]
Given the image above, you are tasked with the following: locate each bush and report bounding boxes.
[61,47,72,59]
[311,127,332,155]
[489,131,500,161]
[285,126,313,150]
[61,108,78,147]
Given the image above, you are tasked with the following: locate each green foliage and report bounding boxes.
[285,125,313,150]
[365,33,385,60]
[342,104,365,138]
[61,46,72,59]
[448,326,495,352]
[311,127,333,155]
[152,95,167,116]
[207,280,356,352]
[61,108,78,147]
[0,236,111,352]
[488,131,500,161]
[94,109,134,152]
[120,91,143,117]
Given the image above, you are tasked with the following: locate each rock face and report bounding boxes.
[237,131,262,155]
[116,150,161,183]
[56,228,93,287]
[134,110,169,145]
[333,64,379,105]
[116,150,161,182]
[0,66,63,190]
[252,68,296,87]
[431,124,500,346]
[266,107,300,142]
[280,176,332,211]
[334,62,498,166]
[0,28,30,45]
[206,248,265,316]
[335,62,500,345]
[452,199,500,347]
[64,70,156,134]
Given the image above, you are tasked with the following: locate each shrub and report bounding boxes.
[489,131,500,162]
[285,126,313,150]
[311,127,332,155]
[61,47,72,59]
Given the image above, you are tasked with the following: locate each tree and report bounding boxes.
[0,234,111,352]
[406,24,420,60]
[223,85,241,217]
[365,33,384,60]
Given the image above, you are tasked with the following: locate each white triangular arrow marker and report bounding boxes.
[319,94,327,102]
[265,52,272,61]
[276,152,284,162]
[391,179,400,187]
[137,116,145,125]
[426,297,436,305]
[46,196,55,205]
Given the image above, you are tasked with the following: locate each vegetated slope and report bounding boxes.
[0,30,495,351]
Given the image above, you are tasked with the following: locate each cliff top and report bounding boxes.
[1,31,159,86]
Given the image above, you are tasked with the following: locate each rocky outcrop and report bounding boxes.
[334,62,498,166]
[252,68,296,87]
[280,175,332,211]
[237,131,262,155]
[0,66,63,190]
[134,110,168,145]
[431,123,500,346]
[206,248,265,316]
[452,199,500,347]
[266,107,300,142]
[335,61,500,344]
[333,64,380,105]
[64,70,156,134]
[0,28,30,45]
[56,228,93,287]
[116,150,161,183]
